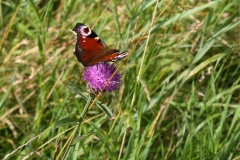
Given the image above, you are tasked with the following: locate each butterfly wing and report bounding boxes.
[73,23,107,66]
[73,23,128,67]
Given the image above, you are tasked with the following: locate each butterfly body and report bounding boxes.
[73,23,128,67]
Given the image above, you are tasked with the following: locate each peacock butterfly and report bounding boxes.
[73,23,128,67]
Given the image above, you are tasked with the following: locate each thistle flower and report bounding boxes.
[83,63,121,92]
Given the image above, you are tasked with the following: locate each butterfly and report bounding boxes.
[73,23,128,67]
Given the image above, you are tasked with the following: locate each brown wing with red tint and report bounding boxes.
[73,23,127,67]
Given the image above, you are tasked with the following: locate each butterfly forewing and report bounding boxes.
[73,23,128,67]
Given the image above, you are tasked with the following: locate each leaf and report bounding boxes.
[67,81,88,100]
[71,132,97,146]
[67,81,113,118]
[0,68,18,109]
[54,117,81,128]
[96,102,113,118]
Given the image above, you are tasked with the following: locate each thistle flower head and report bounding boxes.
[83,63,121,92]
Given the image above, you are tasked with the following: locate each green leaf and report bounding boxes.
[71,132,97,146]
[54,117,81,128]
[0,68,18,109]
[96,102,113,118]
[67,81,113,118]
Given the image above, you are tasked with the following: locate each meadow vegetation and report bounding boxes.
[0,0,239,159]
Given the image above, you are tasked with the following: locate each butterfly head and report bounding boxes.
[73,23,99,38]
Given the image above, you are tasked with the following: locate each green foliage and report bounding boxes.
[1,0,239,159]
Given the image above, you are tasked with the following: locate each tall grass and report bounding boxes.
[1,0,239,159]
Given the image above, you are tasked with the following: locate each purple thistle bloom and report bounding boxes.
[83,63,121,92]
